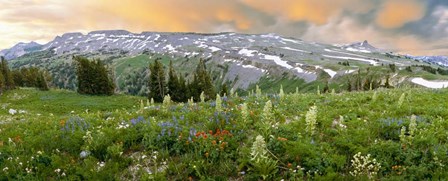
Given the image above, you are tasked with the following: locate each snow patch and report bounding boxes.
[411,78,448,89]
[264,55,293,69]
[294,67,304,73]
[346,47,371,53]
[238,49,258,57]
[281,38,301,44]
[208,46,221,52]
[240,64,267,73]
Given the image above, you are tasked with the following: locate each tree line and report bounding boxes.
[74,56,223,102]
[0,56,50,94]
[148,59,218,102]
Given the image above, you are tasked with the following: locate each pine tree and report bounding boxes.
[74,56,115,95]
[36,72,49,91]
[220,83,229,96]
[323,81,329,93]
[167,60,180,102]
[1,57,15,90]
[148,59,167,102]
[190,59,215,101]
[178,74,188,102]
[0,70,4,95]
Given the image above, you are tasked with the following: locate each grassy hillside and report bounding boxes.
[1,87,447,180]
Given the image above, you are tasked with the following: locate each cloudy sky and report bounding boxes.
[0,0,447,55]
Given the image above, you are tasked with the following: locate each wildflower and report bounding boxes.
[397,93,405,108]
[2,167,8,172]
[80,150,90,158]
[8,109,17,115]
[350,152,381,179]
[251,135,268,161]
[61,172,66,177]
[54,168,61,173]
[241,103,249,123]
[305,105,318,136]
[262,100,273,122]
[279,85,285,100]
[215,94,222,112]
[200,91,205,103]
[256,85,262,98]
[97,161,106,167]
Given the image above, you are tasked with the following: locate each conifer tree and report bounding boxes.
[0,70,4,95]
[148,59,167,102]
[74,56,115,95]
[167,60,181,102]
[190,59,215,101]
[220,83,229,96]
[1,57,15,90]
[36,72,49,91]
[178,74,188,102]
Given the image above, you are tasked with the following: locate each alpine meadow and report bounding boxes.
[1,0,448,180]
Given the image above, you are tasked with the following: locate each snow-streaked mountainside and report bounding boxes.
[412,56,448,67]
[2,30,448,92]
[0,41,42,60]
[340,40,381,53]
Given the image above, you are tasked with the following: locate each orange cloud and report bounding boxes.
[240,0,375,25]
[82,0,253,32]
[376,0,426,29]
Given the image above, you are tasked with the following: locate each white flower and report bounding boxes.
[97,161,106,167]
[8,109,17,115]
[55,168,61,173]
[61,172,66,177]
[37,151,43,155]
[2,167,8,172]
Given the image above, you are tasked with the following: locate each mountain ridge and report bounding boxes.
[3,30,448,94]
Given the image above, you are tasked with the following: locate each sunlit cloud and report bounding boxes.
[0,0,446,55]
[375,0,426,29]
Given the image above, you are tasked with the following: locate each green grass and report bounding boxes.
[0,88,143,117]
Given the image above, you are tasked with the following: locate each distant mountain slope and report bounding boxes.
[0,41,42,60]
[2,30,448,94]
[412,56,448,67]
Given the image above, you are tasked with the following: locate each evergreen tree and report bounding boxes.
[178,74,188,102]
[323,81,329,93]
[220,83,229,96]
[74,56,115,95]
[191,59,215,101]
[0,70,4,95]
[1,57,15,90]
[167,60,181,102]
[148,59,167,102]
[36,72,49,91]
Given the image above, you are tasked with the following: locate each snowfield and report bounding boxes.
[264,54,293,69]
[411,78,448,89]
[238,49,257,57]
